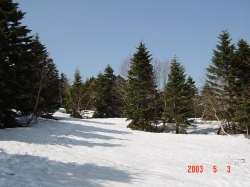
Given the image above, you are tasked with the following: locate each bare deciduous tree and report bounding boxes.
[201,86,229,135]
[119,55,132,79]
[153,59,169,91]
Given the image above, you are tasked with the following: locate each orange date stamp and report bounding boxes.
[187,165,231,173]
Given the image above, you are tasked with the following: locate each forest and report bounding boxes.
[1,0,250,136]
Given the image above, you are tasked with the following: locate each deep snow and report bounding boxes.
[0,110,249,187]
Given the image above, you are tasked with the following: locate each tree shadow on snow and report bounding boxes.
[0,117,131,148]
[54,116,130,135]
[55,116,116,126]
[0,150,136,187]
[187,126,219,134]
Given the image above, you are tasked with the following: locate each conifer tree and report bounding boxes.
[59,73,68,106]
[0,0,34,127]
[185,76,197,118]
[93,65,116,117]
[163,56,192,134]
[70,68,85,118]
[38,60,60,117]
[232,39,250,134]
[26,34,61,122]
[206,30,236,122]
[234,39,250,93]
[123,42,157,131]
[81,77,95,111]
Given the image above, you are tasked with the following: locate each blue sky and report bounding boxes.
[16,0,250,87]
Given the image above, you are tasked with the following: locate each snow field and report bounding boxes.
[0,110,249,186]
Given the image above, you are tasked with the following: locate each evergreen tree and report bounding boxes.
[200,83,213,120]
[38,59,60,117]
[70,68,85,118]
[234,39,250,92]
[93,65,116,117]
[123,42,157,131]
[232,39,250,134]
[26,34,60,122]
[81,77,95,111]
[28,34,48,116]
[185,76,197,118]
[163,56,192,134]
[206,30,236,122]
[59,73,68,106]
[0,0,34,127]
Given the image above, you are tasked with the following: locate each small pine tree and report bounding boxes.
[123,42,157,131]
[163,56,192,134]
[59,73,68,106]
[82,77,95,111]
[93,65,116,118]
[70,68,85,118]
[185,76,197,118]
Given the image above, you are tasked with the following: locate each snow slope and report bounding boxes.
[0,110,250,187]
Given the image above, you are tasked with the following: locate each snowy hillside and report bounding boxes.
[0,110,250,186]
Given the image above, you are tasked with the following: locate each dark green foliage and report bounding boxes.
[205,30,250,135]
[93,65,118,118]
[38,60,60,117]
[206,30,236,121]
[0,0,33,127]
[59,73,68,106]
[0,1,60,127]
[22,34,61,123]
[80,76,95,111]
[70,68,85,118]
[185,76,197,118]
[123,42,157,131]
[231,40,250,133]
[163,57,194,134]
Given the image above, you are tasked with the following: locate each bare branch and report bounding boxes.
[119,55,131,79]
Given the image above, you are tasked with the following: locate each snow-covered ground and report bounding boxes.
[0,110,249,187]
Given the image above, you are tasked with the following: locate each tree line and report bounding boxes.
[62,32,250,136]
[61,42,197,134]
[1,1,250,137]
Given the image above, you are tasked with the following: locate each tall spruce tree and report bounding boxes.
[93,65,116,118]
[37,59,60,117]
[163,56,192,134]
[0,0,34,127]
[26,34,60,123]
[123,42,157,131]
[206,30,236,122]
[234,39,250,92]
[232,39,250,134]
